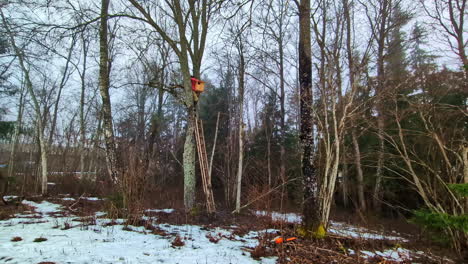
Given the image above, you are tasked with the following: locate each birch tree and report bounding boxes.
[232,18,249,214]
[1,8,49,195]
[99,0,120,184]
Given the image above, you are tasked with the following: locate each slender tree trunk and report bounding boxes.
[79,34,89,176]
[352,129,366,211]
[1,9,48,195]
[298,0,320,233]
[208,112,220,179]
[265,123,272,187]
[462,144,468,211]
[373,0,389,212]
[279,36,287,200]
[98,0,119,184]
[39,137,48,195]
[8,80,25,179]
[234,47,245,213]
[341,159,348,207]
[49,37,75,145]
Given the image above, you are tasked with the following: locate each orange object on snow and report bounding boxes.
[274,236,297,244]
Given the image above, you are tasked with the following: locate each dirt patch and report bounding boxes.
[144,209,287,234]
[0,203,35,220]
[51,197,105,216]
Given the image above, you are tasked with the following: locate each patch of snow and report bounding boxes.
[95,212,107,217]
[3,195,18,201]
[360,248,411,262]
[254,210,302,223]
[0,201,277,264]
[254,211,408,242]
[82,197,103,201]
[61,197,75,201]
[47,182,56,185]
[22,200,63,214]
[329,221,408,242]
[145,208,175,214]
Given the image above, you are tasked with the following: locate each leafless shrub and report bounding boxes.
[171,235,185,247]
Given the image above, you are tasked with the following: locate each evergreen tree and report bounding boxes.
[0,32,11,94]
[409,23,437,75]
[385,3,411,82]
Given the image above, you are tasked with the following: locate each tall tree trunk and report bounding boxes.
[373,0,389,212]
[462,144,468,211]
[265,122,272,187]
[341,159,348,207]
[208,112,220,179]
[98,0,119,184]
[8,80,25,180]
[181,58,196,211]
[146,86,164,183]
[1,9,48,195]
[298,0,320,234]
[49,37,75,145]
[352,129,366,211]
[183,104,196,211]
[234,47,245,213]
[279,34,287,201]
[79,33,89,176]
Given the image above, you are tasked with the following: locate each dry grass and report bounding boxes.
[33,237,47,242]
[171,235,185,247]
[10,236,22,242]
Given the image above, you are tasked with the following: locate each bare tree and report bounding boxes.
[126,0,224,211]
[233,19,248,214]
[98,0,120,184]
[420,0,467,79]
[358,0,408,211]
[1,8,49,195]
[256,0,294,194]
[7,78,26,181]
[48,36,76,145]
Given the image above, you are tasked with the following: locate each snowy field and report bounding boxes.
[0,200,276,264]
[0,199,450,264]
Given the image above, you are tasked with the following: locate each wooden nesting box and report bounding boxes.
[191,77,205,92]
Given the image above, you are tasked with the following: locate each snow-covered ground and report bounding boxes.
[0,200,276,264]
[254,210,408,241]
[253,210,428,263]
[0,201,444,263]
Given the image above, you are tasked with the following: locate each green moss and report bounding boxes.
[189,206,201,217]
[314,223,326,238]
[296,223,327,239]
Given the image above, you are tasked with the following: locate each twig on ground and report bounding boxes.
[68,193,86,212]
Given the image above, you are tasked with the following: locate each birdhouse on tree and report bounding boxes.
[191,77,205,93]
